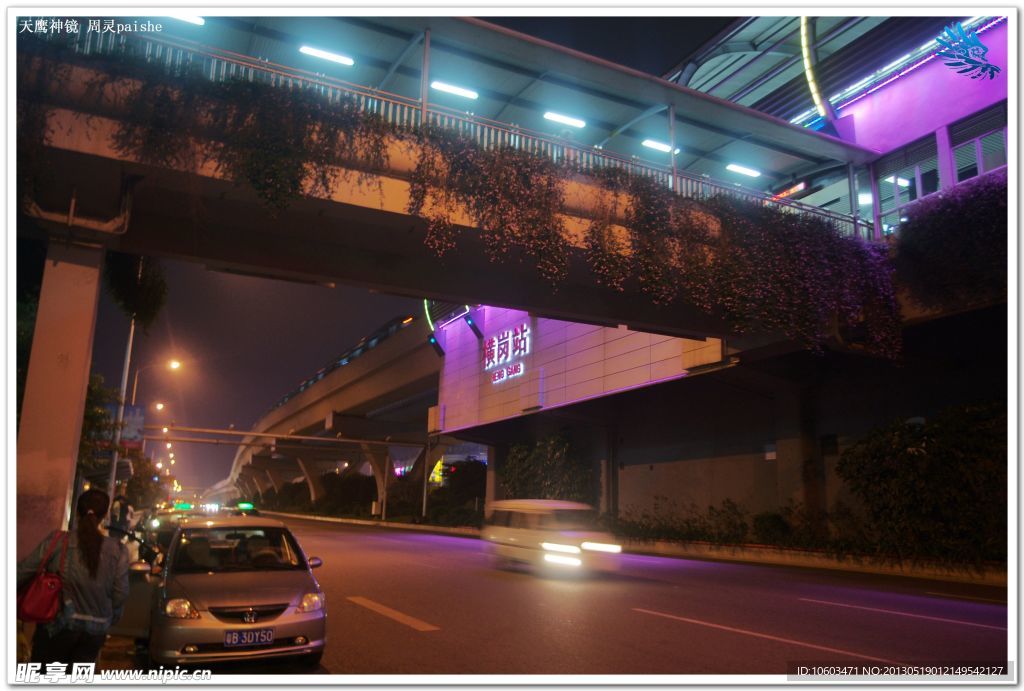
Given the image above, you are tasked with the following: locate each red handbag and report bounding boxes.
[17,531,69,623]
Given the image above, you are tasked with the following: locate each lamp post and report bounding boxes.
[131,360,181,406]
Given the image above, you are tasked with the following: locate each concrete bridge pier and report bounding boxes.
[17,242,104,559]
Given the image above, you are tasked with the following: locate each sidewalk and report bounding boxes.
[267,510,1007,586]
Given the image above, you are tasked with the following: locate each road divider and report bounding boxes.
[346,596,440,632]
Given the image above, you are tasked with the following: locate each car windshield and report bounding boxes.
[171,527,306,573]
[539,509,598,530]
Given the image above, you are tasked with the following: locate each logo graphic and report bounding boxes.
[936,22,1001,80]
[242,609,258,623]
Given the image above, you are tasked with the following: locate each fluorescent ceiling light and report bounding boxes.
[883,176,911,188]
[543,111,586,128]
[299,45,354,67]
[431,81,478,100]
[726,163,761,178]
[641,139,680,154]
[168,15,205,25]
[858,193,873,206]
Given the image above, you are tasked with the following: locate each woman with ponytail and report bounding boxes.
[17,489,130,666]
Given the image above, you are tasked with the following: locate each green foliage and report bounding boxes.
[312,472,377,517]
[425,461,487,527]
[895,168,1007,311]
[102,252,168,332]
[499,434,594,503]
[78,374,121,474]
[262,481,313,513]
[122,450,168,509]
[836,402,1007,566]
[19,36,901,357]
[614,497,750,545]
[408,128,570,284]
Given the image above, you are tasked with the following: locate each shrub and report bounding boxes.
[895,168,1007,312]
[752,512,791,545]
[836,401,1007,566]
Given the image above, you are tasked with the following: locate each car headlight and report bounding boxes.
[164,598,201,619]
[541,542,581,554]
[581,541,622,553]
[297,592,325,613]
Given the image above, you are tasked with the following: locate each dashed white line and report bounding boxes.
[799,598,1006,631]
[632,608,894,663]
[347,596,440,632]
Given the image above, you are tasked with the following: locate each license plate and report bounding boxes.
[224,628,274,647]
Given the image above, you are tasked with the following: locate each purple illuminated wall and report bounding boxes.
[837,21,1008,152]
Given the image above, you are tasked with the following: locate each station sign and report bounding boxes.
[484,323,530,384]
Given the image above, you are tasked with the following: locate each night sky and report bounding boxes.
[89,16,736,492]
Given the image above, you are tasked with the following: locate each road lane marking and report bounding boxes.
[799,598,1006,631]
[632,608,894,663]
[347,596,440,632]
[925,591,1007,604]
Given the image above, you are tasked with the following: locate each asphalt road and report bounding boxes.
[275,516,1008,676]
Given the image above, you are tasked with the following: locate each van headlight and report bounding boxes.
[164,598,201,619]
[581,542,622,553]
[541,542,581,554]
[297,592,325,613]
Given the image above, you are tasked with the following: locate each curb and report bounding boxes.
[264,511,480,537]
[267,511,1006,586]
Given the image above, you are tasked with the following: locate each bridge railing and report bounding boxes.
[44,30,874,240]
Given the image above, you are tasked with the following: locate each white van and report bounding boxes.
[483,499,622,572]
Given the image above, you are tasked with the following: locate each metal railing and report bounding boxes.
[43,30,874,240]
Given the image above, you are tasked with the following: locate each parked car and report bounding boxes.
[483,499,622,573]
[114,515,326,667]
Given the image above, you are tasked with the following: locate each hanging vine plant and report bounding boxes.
[408,127,570,284]
[20,36,902,358]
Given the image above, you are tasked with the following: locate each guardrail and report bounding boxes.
[40,30,874,239]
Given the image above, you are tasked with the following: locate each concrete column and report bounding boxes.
[296,458,326,504]
[247,470,271,497]
[774,388,826,528]
[935,126,956,191]
[360,444,389,518]
[17,242,104,559]
[484,445,503,518]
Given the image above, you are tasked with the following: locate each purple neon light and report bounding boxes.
[836,17,1006,114]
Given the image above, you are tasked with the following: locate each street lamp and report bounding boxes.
[154,402,165,411]
[131,359,182,407]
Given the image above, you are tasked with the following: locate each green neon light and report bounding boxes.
[173,502,193,511]
[423,299,435,331]
[237,501,254,510]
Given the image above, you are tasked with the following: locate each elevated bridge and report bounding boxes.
[17,16,882,556]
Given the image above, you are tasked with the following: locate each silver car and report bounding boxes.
[142,516,326,667]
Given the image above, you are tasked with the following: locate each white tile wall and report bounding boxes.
[437,306,723,433]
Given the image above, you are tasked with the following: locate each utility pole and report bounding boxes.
[107,258,143,499]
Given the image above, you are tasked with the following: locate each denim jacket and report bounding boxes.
[17,530,130,636]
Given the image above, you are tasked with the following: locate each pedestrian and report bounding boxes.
[17,489,130,668]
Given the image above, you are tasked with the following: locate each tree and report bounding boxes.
[102,251,168,332]
[78,374,122,475]
[123,450,169,509]
[499,434,594,503]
